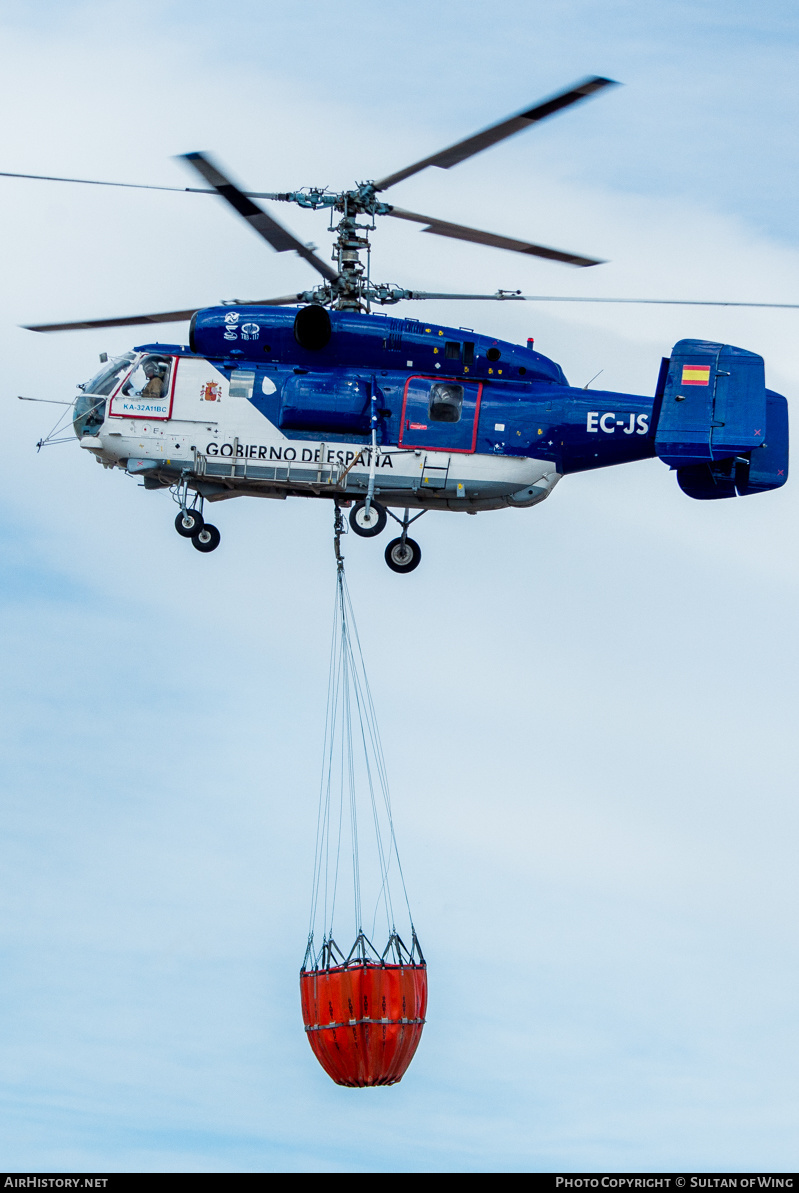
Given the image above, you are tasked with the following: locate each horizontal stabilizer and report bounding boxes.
[656,339,766,467]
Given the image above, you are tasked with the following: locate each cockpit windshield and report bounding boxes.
[73,353,136,439]
[84,353,135,396]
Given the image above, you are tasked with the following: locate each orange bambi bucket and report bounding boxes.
[300,960,427,1087]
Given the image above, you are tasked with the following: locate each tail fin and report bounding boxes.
[655,339,788,499]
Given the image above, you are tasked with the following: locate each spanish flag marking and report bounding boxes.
[681,364,711,386]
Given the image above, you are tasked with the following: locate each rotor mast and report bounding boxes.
[330,188,370,310]
[271,182,391,311]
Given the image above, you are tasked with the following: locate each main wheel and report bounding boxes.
[349,500,387,538]
[192,523,220,553]
[175,509,204,538]
[384,537,421,574]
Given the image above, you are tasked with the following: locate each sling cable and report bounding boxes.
[301,505,427,1087]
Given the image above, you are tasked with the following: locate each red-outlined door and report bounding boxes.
[108,354,176,420]
[398,375,483,453]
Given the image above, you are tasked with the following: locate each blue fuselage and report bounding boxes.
[165,305,657,476]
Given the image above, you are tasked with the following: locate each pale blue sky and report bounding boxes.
[1,0,798,1174]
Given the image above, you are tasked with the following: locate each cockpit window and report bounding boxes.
[84,353,135,396]
[73,390,107,438]
[120,355,173,402]
[428,383,463,423]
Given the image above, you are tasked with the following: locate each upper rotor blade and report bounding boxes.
[23,294,305,333]
[373,76,617,191]
[399,291,799,309]
[0,169,298,203]
[387,207,601,267]
[0,170,218,194]
[181,153,339,283]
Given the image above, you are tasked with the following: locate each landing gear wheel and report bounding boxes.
[175,509,204,538]
[384,537,421,574]
[192,523,220,553]
[349,500,387,538]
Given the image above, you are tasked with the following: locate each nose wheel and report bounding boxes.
[349,499,387,537]
[175,508,204,537]
[192,523,221,552]
[172,483,221,553]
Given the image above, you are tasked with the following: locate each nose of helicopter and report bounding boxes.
[72,390,106,439]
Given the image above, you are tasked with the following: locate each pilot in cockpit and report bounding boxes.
[121,357,169,400]
[140,361,166,399]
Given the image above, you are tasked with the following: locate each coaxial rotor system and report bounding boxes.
[7,76,799,331]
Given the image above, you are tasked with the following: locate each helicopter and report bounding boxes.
[14,76,789,571]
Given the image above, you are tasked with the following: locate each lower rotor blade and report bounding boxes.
[22,294,305,333]
[181,153,339,283]
[28,290,797,333]
[400,292,799,309]
[23,307,202,333]
[515,296,799,308]
[388,207,601,267]
[226,294,307,306]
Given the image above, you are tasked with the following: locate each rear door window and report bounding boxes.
[399,376,483,452]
